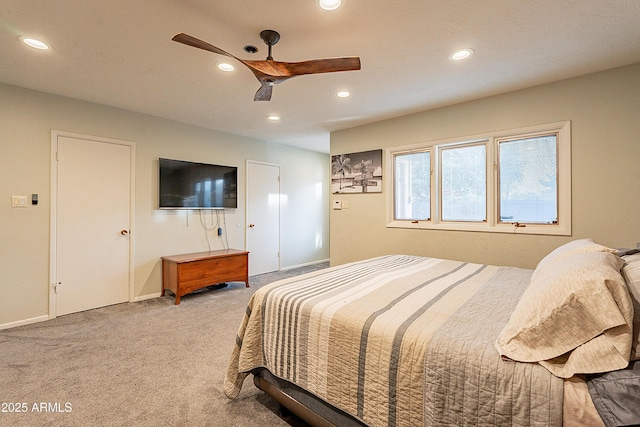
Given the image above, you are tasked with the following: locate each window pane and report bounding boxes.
[499,135,557,223]
[394,151,430,220]
[441,144,486,221]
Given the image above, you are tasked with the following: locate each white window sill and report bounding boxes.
[386,220,571,236]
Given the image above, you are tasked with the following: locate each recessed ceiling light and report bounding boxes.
[20,37,50,50]
[449,48,474,61]
[244,45,258,54]
[217,62,235,72]
[336,91,350,98]
[266,115,281,122]
[317,0,342,11]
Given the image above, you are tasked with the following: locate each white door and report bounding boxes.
[246,161,280,275]
[52,134,132,316]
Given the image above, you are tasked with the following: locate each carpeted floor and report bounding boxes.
[0,263,328,427]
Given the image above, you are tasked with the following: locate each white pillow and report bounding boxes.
[496,251,633,378]
[533,238,618,278]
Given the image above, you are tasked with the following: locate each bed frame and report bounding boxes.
[252,368,367,427]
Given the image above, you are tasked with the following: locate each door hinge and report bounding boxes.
[56,151,60,161]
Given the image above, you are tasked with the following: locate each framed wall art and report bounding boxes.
[331,149,382,194]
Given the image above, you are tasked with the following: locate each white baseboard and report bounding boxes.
[0,314,49,331]
[1,294,163,330]
[133,292,162,302]
[280,258,330,272]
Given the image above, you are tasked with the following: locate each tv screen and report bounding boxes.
[159,158,237,209]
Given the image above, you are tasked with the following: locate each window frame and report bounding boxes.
[438,140,488,223]
[392,148,432,221]
[385,121,571,235]
[496,131,559,226]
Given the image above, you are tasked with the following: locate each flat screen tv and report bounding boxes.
[159,158,237,209]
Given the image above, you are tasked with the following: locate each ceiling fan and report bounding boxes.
[172,30,361,101]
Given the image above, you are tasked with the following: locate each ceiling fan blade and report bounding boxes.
[242,57,360,79]
[254,83,273,101]
[275,57,361,77]
[171,33,237,60]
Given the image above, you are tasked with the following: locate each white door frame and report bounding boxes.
[49,130,136,319]
[245,159,281,274]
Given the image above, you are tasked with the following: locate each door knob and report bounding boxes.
[120,229,129,235]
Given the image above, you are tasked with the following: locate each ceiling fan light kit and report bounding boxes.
[172,29,360,101]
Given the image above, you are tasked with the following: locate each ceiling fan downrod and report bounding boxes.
[260,29,280,60]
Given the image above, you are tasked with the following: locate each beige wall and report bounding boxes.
[0,83,329,328]
[330,63,640,269]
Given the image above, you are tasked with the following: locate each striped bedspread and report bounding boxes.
[224,255,564,426]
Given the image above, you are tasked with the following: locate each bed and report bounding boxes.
[224,239,640,426]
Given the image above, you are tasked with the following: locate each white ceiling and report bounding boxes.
[1,1,639,153]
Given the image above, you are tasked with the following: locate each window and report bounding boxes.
[440,143,486,222]
[386,121,571,235]
[498,134,557,224]
[394,151,430,220]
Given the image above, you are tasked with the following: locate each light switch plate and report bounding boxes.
[11,195,28,207]
[332,200,342,210]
